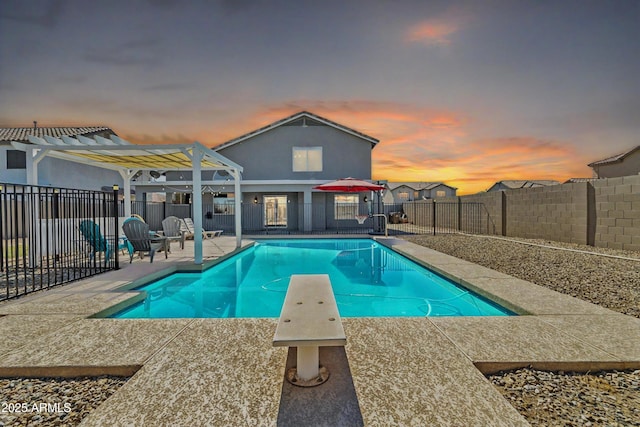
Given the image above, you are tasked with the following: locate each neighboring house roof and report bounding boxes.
[0,126,115,143]
[386,182,457,191]
[213,111,379,151]
[564,178,599,184]
[490,180,560,190]
[587,145,640,167]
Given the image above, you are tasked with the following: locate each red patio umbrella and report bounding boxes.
[313,177,384,192]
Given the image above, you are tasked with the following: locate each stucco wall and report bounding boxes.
[0,147,123,191]
[215,124,373,181]
[592,149,640,178]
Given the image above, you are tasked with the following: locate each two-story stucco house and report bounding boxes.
[216,111,378,232]
[588,145,640,178]
[158,111,379,233]
[0,126,123,191]
[382,182,457,204]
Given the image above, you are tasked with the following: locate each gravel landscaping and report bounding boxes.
[489,368,640,427]
[405,234,640,426]
[404,234,640,318]
[0,376,128,426]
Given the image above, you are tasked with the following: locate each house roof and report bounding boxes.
[213,111,379,151]
[386,181,457,191]
[490,180,561,190]
[564,178,599,184]
[0,126,114,143]
[587,145,640,167]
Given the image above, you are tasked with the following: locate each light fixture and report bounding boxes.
[363,196,368,203]
[113,184,119,191]
[253,196,258,204]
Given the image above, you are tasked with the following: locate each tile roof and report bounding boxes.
[564,178,599,183]
[213,111,379,151]
[0,126,115,143]
[494,180,561,189]
[588,145,640,167]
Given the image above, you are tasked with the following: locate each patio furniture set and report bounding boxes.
[81,216,223,263]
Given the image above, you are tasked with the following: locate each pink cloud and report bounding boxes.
[405,20,459,46]
[404,6,473,47]
[196,99,591,195]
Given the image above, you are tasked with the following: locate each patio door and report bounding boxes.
[264,196,287,227]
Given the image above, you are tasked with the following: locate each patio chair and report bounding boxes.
[79,220,111,262]
[182,218,223,239]
[162,216,186,250]
[122,219,168,263]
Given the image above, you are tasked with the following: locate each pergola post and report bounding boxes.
[119,169,138,219]
[25,147,47,185]
[192,148,204,265]
[232,169,242,248]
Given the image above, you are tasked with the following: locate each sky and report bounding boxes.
[1,0,638,194]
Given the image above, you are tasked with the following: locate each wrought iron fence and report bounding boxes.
[0,189,495,301]
[400,201,495,235]
[1,183,119,301]
[137,201,493,236]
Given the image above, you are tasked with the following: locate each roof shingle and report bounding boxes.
[0,126,115,143]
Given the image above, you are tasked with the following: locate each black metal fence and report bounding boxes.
[0,190,493,301]
[400,201,496,235]
[132,201,493,236]
[1,183,118,301]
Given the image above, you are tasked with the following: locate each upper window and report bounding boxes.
[398,191,409,200]
[293,147,322,172]
[436,190,446,198]
[6,150,26,169]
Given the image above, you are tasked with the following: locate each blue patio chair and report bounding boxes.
[79,220,111,261]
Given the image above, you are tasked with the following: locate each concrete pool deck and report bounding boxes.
[0,236,638,426]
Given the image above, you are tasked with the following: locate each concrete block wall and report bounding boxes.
[400,176,638,251]
[502,182,589,244]
[593,175,640,251]
[460,192,503,235]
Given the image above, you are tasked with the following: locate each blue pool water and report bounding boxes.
[112,239,513,318]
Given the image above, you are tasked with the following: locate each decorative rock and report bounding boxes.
[0,376,129,426]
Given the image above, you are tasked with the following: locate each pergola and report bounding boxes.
[10,135,244,265]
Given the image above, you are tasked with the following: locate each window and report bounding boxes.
[213,194,235,214]
[293,147,322,172]
[398,191,409,200]
[414,191,419,199]
[436,190,446,198]
[6,150,26,169]
[334,194,359,219]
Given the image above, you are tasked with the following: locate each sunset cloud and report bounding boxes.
[404,6,472,46]
[224,100,593,194]
[405,20,459,46]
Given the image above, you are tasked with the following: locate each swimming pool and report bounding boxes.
[112,239,513,318]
